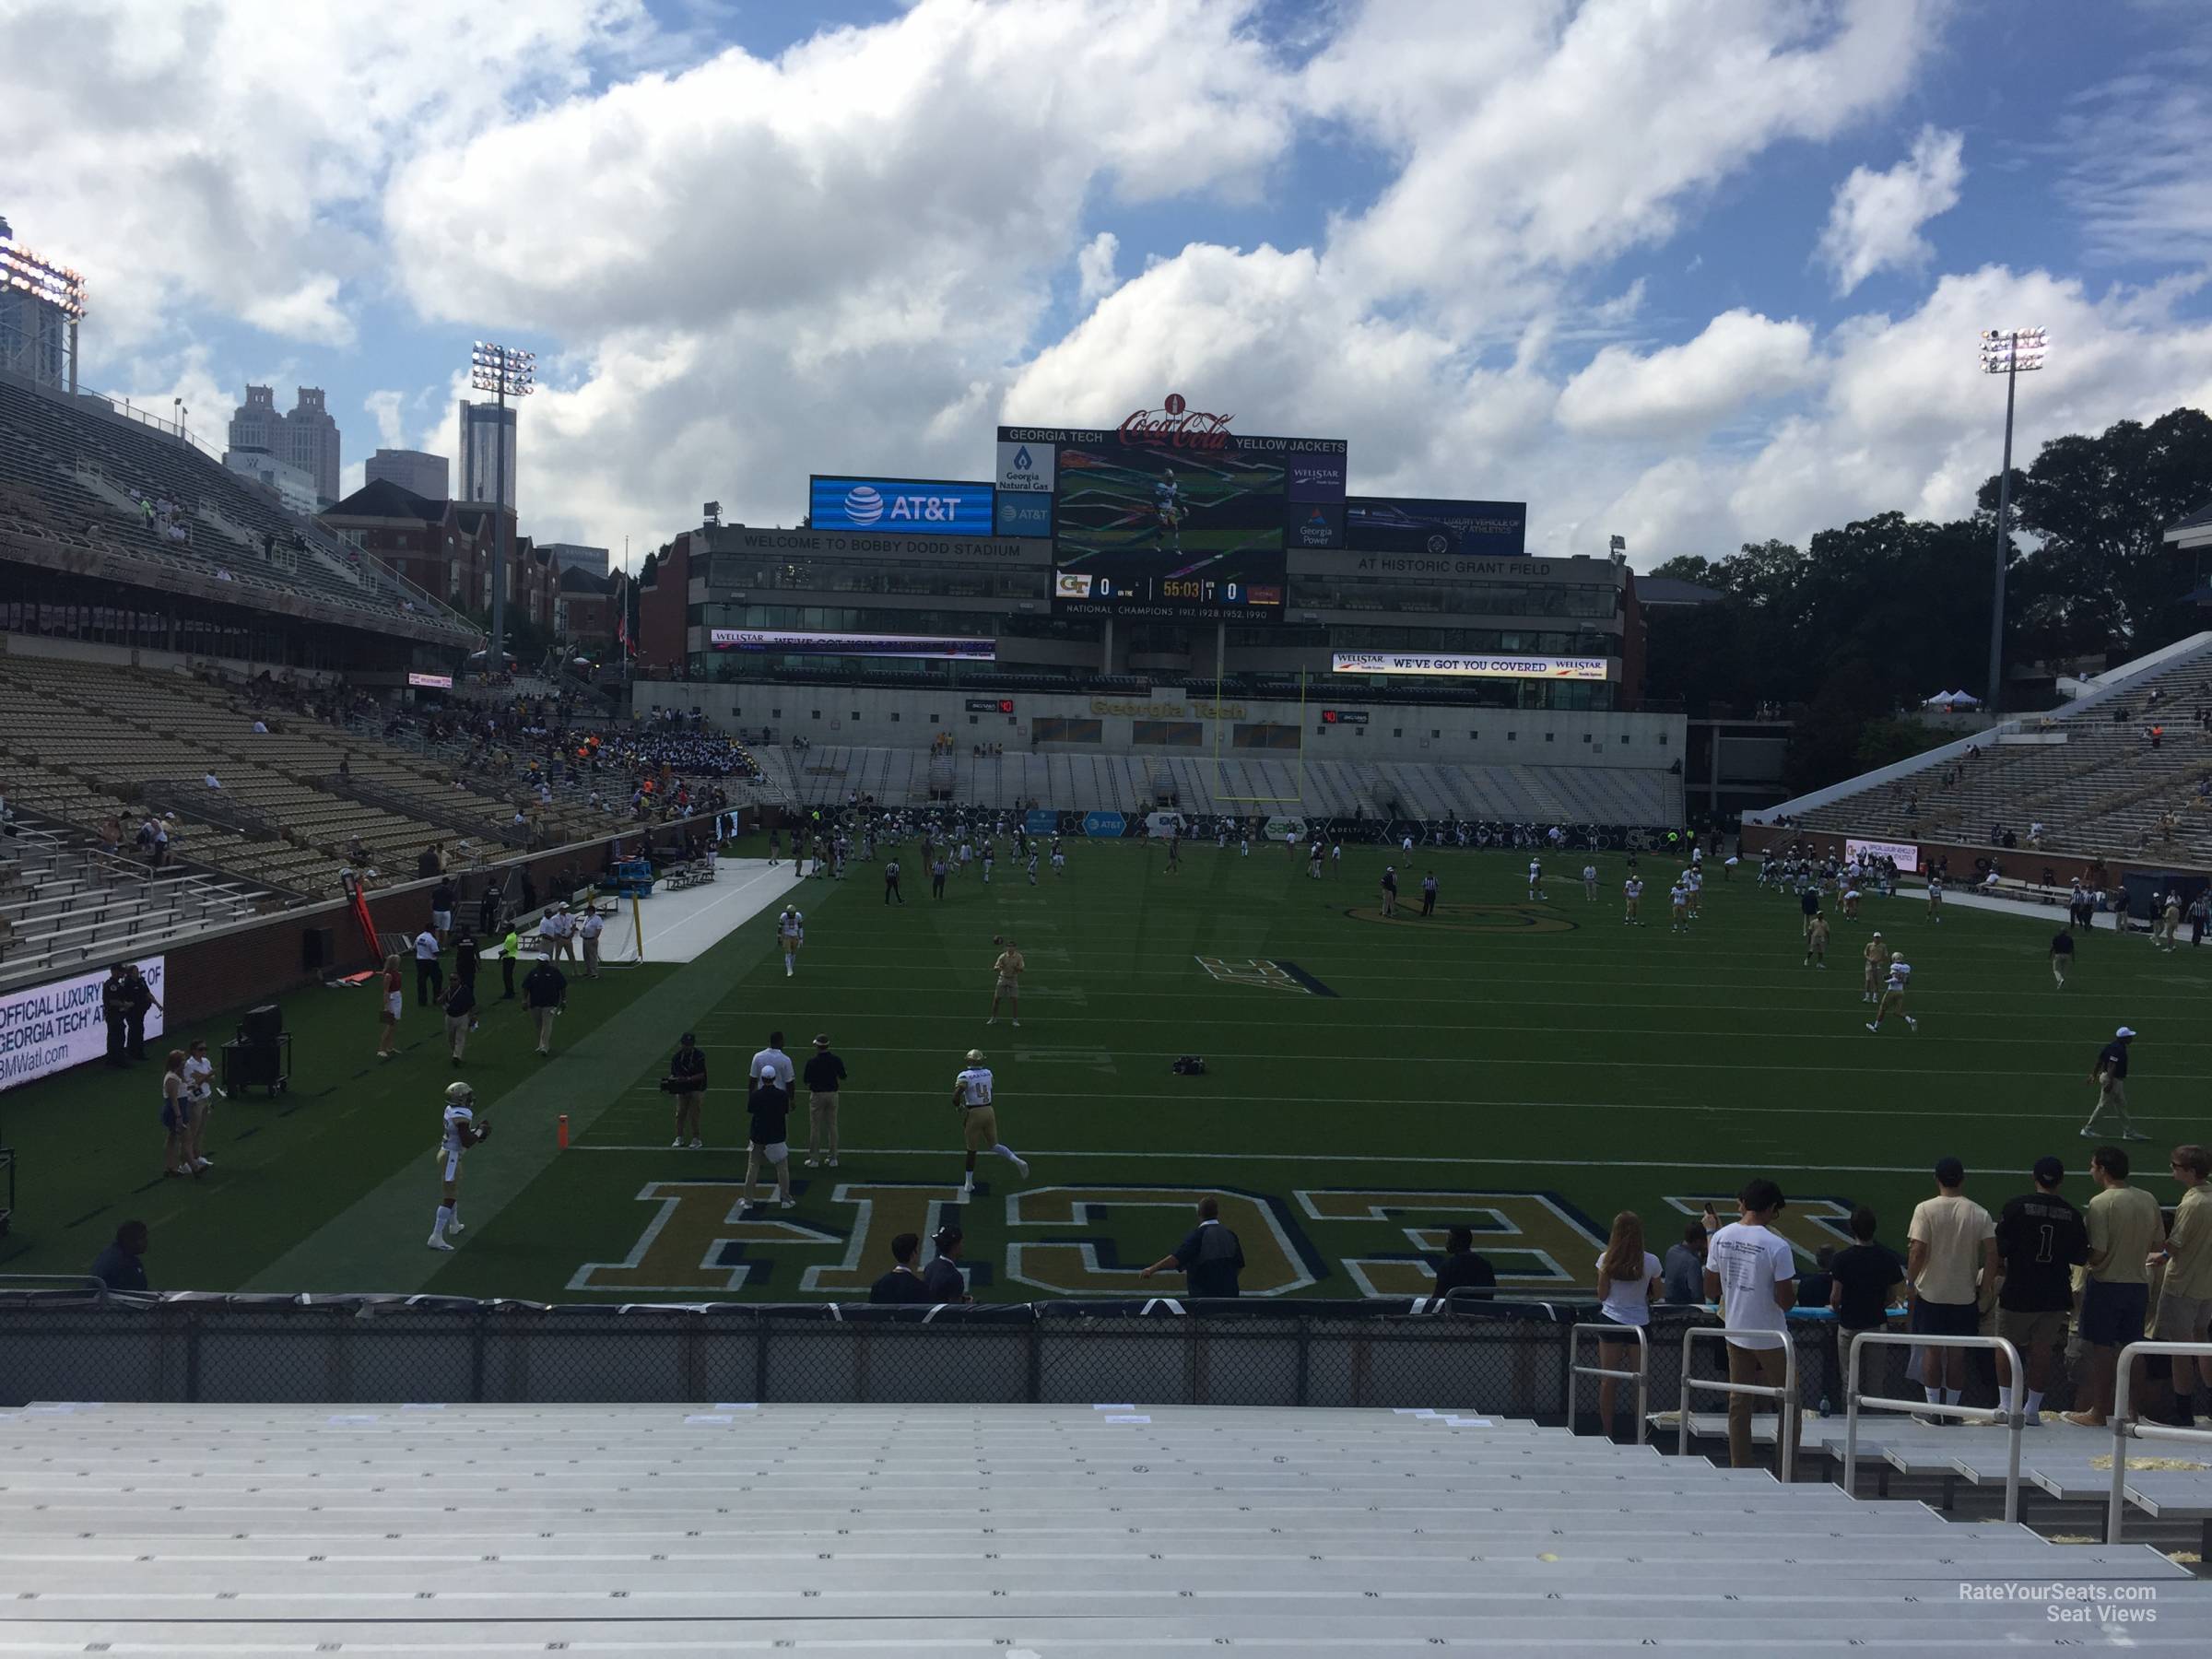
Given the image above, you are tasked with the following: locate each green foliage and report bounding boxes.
[1642,405,2212,790]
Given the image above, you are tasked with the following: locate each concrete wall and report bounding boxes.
[633,681,1686,770]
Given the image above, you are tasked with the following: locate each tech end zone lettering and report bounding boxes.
[570,1182,1839,1299]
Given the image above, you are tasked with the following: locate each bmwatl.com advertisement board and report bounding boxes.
[1006,394,1347,624]
[0,956,165,1091]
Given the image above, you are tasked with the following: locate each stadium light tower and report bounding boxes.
[469,339,535,678]
[1979,326,2047,712]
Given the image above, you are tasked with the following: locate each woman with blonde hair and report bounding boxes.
[1594,1210,1663,1437]
[159,1049,191,1178]
[377,953,404,1059]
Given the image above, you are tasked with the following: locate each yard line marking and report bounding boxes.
[564,1145,1986,1176]
[664,1047,2083,1077]
[686,977,2212,1004]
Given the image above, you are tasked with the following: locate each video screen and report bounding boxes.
[1041,432,1342,622]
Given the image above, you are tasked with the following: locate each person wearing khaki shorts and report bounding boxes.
[2151,1144,2212,1424]
[1992,1156,2088,1425]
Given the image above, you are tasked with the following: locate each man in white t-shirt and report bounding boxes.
[412,926,443,1007]
[1702,1178,1798,1469]
[577,909,606,979]
[748,1030,795,1097]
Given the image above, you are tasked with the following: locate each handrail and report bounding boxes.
[1569,1319,1647,1445]
[2108,1339,2212,1542]
[1679,1324,1797,1482]
[1841,1331,2023,1523]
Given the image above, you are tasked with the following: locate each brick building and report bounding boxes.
[321,480,558,627]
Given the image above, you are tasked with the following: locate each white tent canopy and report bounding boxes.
[1923,689,1980,707]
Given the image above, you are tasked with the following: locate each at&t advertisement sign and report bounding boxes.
[809,477,994,536]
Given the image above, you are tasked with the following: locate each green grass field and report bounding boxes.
[3,840,2200,1303]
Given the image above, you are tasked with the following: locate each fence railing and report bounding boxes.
[2108,1339,2212,1542]
[1570,1319,1648,1444]
[1843,1331,2024,1522]
[1680,1325,1798,1482]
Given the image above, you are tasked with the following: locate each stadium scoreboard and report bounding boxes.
[999,397,1346,624]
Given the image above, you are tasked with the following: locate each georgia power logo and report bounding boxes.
[842,485,886,524]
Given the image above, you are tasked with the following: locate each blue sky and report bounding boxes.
[2,0,2206,567]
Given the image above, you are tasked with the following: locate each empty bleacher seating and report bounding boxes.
[0,1401,2197,1650]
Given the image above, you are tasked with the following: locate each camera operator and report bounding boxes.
[666,1031,709,1148]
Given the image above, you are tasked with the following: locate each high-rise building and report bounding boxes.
[226,385,342,507]
[543,542,608,577]
[365,447,450,501]
[457,400,517,509]
[285,387,341,506]
[229,384,282,455]
[0,218,86,393]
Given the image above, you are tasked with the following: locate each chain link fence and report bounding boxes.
[3,1288,2059,1419]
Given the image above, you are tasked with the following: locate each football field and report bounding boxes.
[4,839,2199,1304]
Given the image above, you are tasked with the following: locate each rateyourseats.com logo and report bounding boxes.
[1957,1583,2158,1625]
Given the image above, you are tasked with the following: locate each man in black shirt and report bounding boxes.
[1799,886,1821,935]
[868,1233,930,1303]
[884,858,903,904]
[1431,1224,1499,1304]
[803,1035,848,1169]
[2083,1026,2143,1141]
[100,963,132,1067]
[2050,924,2074,991]
[1993,1155,2088,1425]
[1140,1196,1245,1296]
[522,959,567,1055]
[120,964,159,1062]
[89,1219,150,1292]
[667,1031,709,1149]
[442,976,477,1066]
[921,1224,972,1303]
[737,1063,794,1213]
[1828,1206,1906,1360]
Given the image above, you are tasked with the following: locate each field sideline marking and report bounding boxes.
[565,1145,1977,1176]
[688,976,2212,1004]
[665,1046,2091,1078]
[609,1086,2105,1122]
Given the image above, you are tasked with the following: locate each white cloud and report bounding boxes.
[0,0,647,351]
[363,390,407,450]
[1077,232,1122,308]
[1555,311,1817,438]
[6,0,2209,586]
[2052,72,2212,265]
[1818,125,1965,295]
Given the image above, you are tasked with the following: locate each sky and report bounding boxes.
[3,0,2209,573]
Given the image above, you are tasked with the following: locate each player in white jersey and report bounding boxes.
[1865,952,1917,1034]
[429,1081,489,1250]
[1623,875,1644,925]
[1026,850,1040,886]
[958,840,971,873]
[1308,842,1324,879]
[952,1048,1029,1198]
[1330,840,1343,873]
[1582,864,1598,900]
[1925,876,1944,922]
[1528,858,1546,901]
[1668,881,1688,932]
[1050,843,1066,875]
[778,905,805,978]
[982,843,994,884]
[1686,867,1703,919]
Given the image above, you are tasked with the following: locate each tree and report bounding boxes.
[1984,407,2212,661]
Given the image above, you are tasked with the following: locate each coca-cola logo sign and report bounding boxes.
[1118,392,1234,449]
